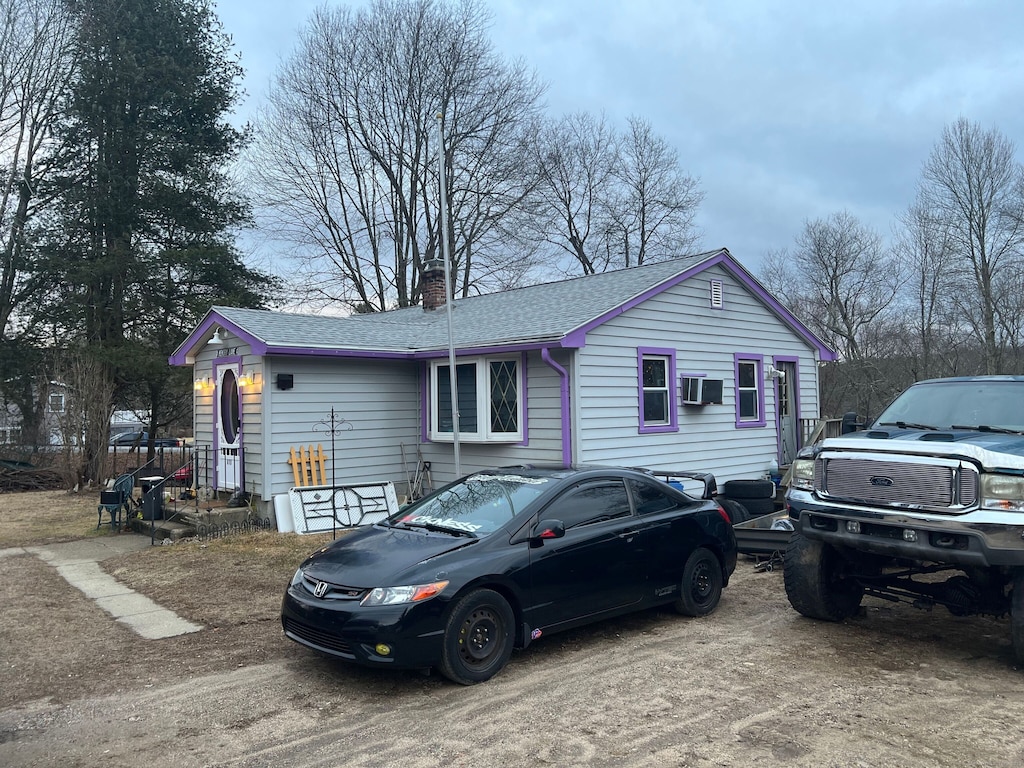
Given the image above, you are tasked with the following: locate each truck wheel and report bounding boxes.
[783,532,863,621]
[1012,570,1024,666]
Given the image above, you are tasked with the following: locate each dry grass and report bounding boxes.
[0,488,110,547]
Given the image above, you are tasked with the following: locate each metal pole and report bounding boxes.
[437,111,461,478]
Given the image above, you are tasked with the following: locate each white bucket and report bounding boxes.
[274,494,295,533]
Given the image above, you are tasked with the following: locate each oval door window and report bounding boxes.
[220,369,240,443]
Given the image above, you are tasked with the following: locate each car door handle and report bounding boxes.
[617,530,640,540]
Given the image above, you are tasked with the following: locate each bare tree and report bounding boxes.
[917,118,1024,374]
[892,199,964,380]
[761,212,900,417]
[250,0,544,311]
[0,0,72,340]
[528,111,618,275]
[606,116,703,267]
[529,112,704,275]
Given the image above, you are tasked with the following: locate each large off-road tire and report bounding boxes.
[721,479,775,499]
[1011,570,1024,666]
[438,589,514,685]
[674,547,723,617]
[783,532,864,621]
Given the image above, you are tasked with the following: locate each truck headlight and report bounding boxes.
[980,475,1024,511]
[789,457,815,491]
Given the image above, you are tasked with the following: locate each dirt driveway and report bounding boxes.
[2,490,1024,767]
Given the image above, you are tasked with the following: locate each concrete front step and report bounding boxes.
[128,518,194,541]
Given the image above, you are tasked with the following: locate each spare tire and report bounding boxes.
[731,496,776,518]
[719,497,750,525]
[721,479,775,499]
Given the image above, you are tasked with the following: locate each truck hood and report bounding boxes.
[821,429,1024,472]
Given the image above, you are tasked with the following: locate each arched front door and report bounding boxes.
[215,363,242,492]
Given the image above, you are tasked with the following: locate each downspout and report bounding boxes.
[541,347,572,468]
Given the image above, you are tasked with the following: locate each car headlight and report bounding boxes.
[980,475,1024,512]
[290,568,305,586]
[360,580,450,606]
[789,457,815,491]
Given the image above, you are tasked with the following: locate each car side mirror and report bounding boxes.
[532,519,565,542]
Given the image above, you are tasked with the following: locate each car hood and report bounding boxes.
[301,525,476,587]
[823,429,1024,470]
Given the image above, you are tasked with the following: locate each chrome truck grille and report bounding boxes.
[813,453,979,513]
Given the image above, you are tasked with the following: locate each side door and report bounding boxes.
[523,478,644,631]
[627,478,706,599]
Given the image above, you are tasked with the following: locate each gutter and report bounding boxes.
[541,347,572,468]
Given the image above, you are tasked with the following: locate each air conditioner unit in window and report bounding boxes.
[682,377,723,405]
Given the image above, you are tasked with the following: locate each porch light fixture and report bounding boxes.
[207,328,225,346]
[193,376,211,391]
[238,370,255,387]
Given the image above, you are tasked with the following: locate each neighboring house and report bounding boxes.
[170,248,836,515]
[0,381,69,447]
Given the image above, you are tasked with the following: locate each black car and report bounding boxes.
[108,431,183,449]
[281,465,737,685]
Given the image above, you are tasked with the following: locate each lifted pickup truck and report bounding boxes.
[784,376,1024,664]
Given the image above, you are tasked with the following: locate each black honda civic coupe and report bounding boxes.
[281,465,737,685]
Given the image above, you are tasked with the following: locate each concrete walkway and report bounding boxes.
[7,535,203,640]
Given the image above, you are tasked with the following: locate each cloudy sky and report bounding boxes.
[214,0,1024,275]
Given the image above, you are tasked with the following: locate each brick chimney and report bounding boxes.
[421,258,448,311]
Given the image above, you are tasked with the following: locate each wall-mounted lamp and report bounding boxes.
[193,376,211,391]
[238,370,256,387]
[765,364,785,380]
[207,328,225,346]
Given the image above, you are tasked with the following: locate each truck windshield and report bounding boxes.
[873,380,1024,433]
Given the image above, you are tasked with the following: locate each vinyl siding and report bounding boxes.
[576,263,820,484]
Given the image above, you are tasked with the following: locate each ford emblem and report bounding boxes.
[869,476,894,487]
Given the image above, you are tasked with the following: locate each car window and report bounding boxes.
[628,478,685,515]
[545,481,631,529]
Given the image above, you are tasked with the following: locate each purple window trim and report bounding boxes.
[422,354,527,444]
[638,347,678,434]
[733,353,766,429]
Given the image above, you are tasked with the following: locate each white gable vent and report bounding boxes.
[710,279,724,308]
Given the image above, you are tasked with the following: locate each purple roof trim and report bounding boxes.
[168,311,268,365]
[565,250,836,361]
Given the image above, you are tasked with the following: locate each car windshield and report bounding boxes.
[390,472,555,536]
[873,380,1024,433]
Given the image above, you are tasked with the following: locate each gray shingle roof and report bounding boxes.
[209,251,722,355]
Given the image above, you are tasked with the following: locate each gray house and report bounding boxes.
[170,248,835,515]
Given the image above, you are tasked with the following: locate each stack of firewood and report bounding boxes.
[0,465,65,492]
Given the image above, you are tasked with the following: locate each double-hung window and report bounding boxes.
[734,354,766,427]
[430,356,523,442]
[638,348,678,433]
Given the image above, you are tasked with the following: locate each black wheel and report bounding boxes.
[783,532,864,621]
[1012,570,1024,665]
[731,496,776,518]
[721,479,775,499]
[438,589,514,685]
[719,498,750,525]
[674,547,723,617]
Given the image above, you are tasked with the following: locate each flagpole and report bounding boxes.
[437,112,461,478]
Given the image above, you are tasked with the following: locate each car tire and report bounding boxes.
[783,532,864,621]
[1012,570,1024,666]
[438,588,515,685]
[674,547,723,617]
[729,496,775,518]
[719,498,750,525]
[721,479,775,499]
